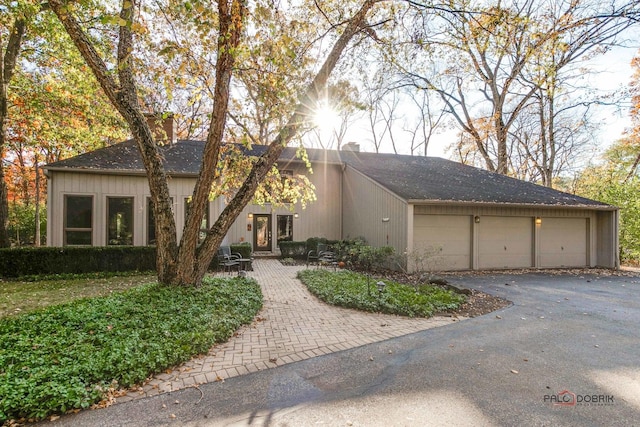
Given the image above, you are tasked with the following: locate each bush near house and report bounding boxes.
[331,238,396,271]
[278,241,307,258]
[0,247,156,278]
[0,276,262,423]
[282,237,397,270]
[7,203,47,246]
[230,242,253,259]
[0,243,255,278]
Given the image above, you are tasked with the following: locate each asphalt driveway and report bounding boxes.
[47,271,640,426]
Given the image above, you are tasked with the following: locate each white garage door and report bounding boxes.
[413,215,471,270]
[540,218,587,267]
[478,217,533,269]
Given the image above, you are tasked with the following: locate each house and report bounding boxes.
[43,120,619,271]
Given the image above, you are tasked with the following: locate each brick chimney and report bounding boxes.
[341,141,360,152]
[145,112,177,145]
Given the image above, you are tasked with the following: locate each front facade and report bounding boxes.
[44,138,619,272]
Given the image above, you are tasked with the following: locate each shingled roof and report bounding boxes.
[44,139,612,209]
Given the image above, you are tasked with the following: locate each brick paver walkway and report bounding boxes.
[119,259,464,403]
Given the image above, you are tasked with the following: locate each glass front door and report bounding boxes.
[254,214,272,251]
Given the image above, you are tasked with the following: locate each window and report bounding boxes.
[107,197,134,245]
[64,195,93,245]
[277,215,293,242]
[185,198,210,243]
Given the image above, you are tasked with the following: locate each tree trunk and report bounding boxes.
[52,0,380,286]
[0,17,26,247]
[186,0,382,286]
[35,155,41,246]
[50,0,180,283]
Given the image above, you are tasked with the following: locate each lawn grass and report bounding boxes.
[0,273,156,318]
[0,276,262,423]
[298,269,465,317]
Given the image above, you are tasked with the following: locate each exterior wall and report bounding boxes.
[411,204,618,271]
[47,160,343,251]
[46,171,214,247]
[342,166,408,255]
[596,210,620,268]
[46,164,618,270]
[225,161,344,248]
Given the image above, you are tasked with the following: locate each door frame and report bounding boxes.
[253,214,272,251]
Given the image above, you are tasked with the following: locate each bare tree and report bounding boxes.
[402,88,447,156]
[396,0,639,178]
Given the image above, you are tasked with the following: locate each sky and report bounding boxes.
[331,44,639,161]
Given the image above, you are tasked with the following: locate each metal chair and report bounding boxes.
[217,246,241,274]
[307,243,337,269]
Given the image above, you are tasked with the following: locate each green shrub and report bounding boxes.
[0,276,262,422]
[331,239,395,271]
[231,242,253,259]
[0,246,156,278]
[278,241,307,258]
[297,269,465,317]
[7,203,46,246]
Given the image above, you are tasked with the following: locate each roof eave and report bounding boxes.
[407,199,617,211]
[43,166,198,178]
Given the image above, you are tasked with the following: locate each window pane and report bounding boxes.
[277,215,293,242]
[108,197,133,245]
[66,196,92,228]
[66,231,92,245]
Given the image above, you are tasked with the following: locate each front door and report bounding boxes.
[254,214,272,251]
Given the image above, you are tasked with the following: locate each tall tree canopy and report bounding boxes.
[48,0,383,286]
[0,0,29,247]
[625,50,640,179]
[387,0,639,182]
[1,0,128,245]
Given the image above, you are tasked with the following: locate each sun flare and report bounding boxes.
[314,102,341,131]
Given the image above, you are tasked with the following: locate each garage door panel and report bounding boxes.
[540,218,587,267]
[478,217,533,269]
[414,215,471,270]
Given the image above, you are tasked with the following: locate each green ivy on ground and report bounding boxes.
[298,269,465,317]
[0,276,262,422]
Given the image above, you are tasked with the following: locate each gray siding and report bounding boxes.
[342,166,408,254]
[47,161,342,251]
[47,172,213,247]
[596,210,619,268]
[225,161,343,247]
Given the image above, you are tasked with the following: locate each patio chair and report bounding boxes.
[306,243,325,267]
[307,243,337,269]
[217,246,241,274]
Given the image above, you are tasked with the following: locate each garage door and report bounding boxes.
[413,215,471,270]
[478,217,533,269]
[540,218,587,267]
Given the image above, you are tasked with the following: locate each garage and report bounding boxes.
[539,218,588,267]
[478,216,533,269]
[413,215,471,270]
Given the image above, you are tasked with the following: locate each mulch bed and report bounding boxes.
[373,270,512,318]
